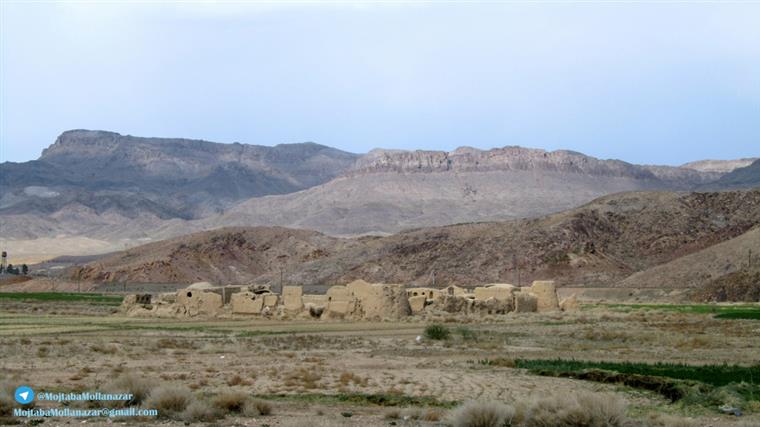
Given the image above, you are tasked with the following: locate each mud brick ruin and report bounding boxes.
[121,279,578,319]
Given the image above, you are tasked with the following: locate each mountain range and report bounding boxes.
[2,130,759,263]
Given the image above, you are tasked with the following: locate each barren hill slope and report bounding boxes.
[71,189,760,288]
[71,227,357,285]
[700,159,760,190]
[617,226,760,289]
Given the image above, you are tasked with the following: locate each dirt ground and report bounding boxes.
[1,299,759,426]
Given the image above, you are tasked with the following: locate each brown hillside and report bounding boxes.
[617,227,760,289]
[696,269,760,302]
[71,189,760,288]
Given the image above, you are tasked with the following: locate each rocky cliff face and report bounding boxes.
[349,146,720,186]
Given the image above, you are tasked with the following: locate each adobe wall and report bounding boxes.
[406,287,441,299]
[514,292,538,313]
[529,280,560,312]
[283,286,304,312]
[175,288,223,317]
[473,284,516,302]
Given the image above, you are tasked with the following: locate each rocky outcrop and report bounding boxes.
[349,146,720,186]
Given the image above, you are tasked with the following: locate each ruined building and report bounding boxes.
[122,278,577,320]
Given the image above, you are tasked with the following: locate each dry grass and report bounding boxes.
[284,367,323,389]
[144,385,195,417]
[449,401,516,427]
[180,399,220,422]
[212,391,249,414]
[338,371,368,387]
[247,398,273,416]
[227,374,251,386]
[212,391,272,417]
[448,392,633,427]
[520,392,632,427]
[103,373,155,405]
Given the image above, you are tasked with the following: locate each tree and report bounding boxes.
[22,264,29,275]
[6,264,13,274]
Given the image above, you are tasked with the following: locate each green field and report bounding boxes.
[515,359,760,386]
[605,303,760,318]
[0,292,124,306]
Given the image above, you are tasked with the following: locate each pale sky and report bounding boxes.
[1,1,759,165]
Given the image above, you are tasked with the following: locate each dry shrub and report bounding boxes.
[247,398,272,416]
[227,374,249,386]
[284,367,322,389]
[213,391,249,414]
[522,391,631,427]
[449,401,516,427]
[338,371,367,387]
[144,385,194,417]
[104,373,155,405]
[89,343,118,354]
[180,399,220,423]
[450,392,633,427]
[385,408,402,419]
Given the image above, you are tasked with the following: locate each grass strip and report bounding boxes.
[604,303,760,316]
[253,392,458,408]
[515,359,760,387]
[714,311,760,320]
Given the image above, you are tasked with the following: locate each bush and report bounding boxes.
[424,324,451,340]
[145,385,194,417]
[181,399,220,422]
[456,326,477,340]
[448,401,515,427]
[103,373,155,406]
[213,391,249,414]
[448,392,634,427]
[247,398,272,416]
[522,392,632,427]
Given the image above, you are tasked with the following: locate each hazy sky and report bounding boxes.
[1,1,758,165]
